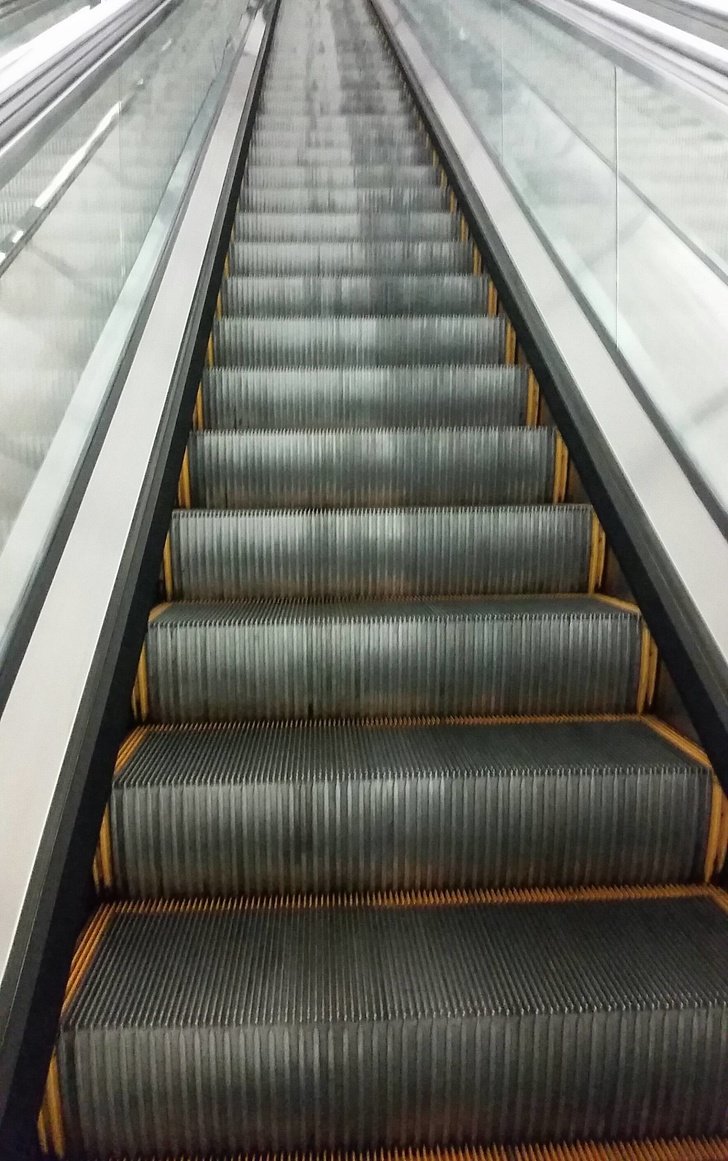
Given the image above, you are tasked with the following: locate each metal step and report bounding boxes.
[200,366,527,429]
[235,211,457,242]
[56,894,728,1155]
[187,428,554,508]
[142,596,642,722]
[231,240,473,275]
[108,718,713,896]
[246,142,428,166]
[242,163,437,188]
[221,275,489,316]
[211,316,504,365]
[239,186,447,212]
[251,125,420,146]
[168,505,592,598]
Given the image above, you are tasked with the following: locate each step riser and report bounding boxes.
[221,275,488,316]
[200,366,527,429]
[211,317,504,366]
[144,602,641,721]
[235,212,458,242]
[187,429,554,509]
[169,507,591,599]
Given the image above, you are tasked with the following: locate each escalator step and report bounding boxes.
[261,95,409,113]
[212,316,504,365]
[221,275,489,315]
[108,718,713,897]
[251,125,421,146]
[235,212,458,241]
[200,366,527,429]
[186,428,554,508]
[247,143,428,165]
[168,505,592,598]
[55,894,728,1156]
[255,113,417,129]
[230,240,474,275]
[142,596,643,721]
[242,164,439,188]
[239,185,448,211]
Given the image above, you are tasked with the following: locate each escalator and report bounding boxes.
[36,0,728,1155]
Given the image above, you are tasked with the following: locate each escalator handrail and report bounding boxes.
[0,0,182,188]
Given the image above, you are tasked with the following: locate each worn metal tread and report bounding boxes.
[221,275,489,316]
[200,366,528,429]
[56,895,728,1154]
[108,717,713,896]
[211,316,505,366]
[141,596,643,722]
[168,505,592,598]
[186,428,555,508]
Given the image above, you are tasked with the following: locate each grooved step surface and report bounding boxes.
[239,185,448,211]
[221,275,490,316]
[143,597,642,722]
[231,240,475,274]
[243,163,438,188]
[110,719,712,896]
[56,897,728,1155]
[212,316,505,366]
[200,366,527,429]
[236,212,454,241]
[187,429,555,508]
[168,505,592,598]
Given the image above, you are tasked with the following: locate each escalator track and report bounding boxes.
[38,0,728,1155]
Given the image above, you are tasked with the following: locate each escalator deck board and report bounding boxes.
[56,894,728,1155]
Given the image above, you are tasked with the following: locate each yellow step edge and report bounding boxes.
[504,318,517,365]
[636,624,659,714]
[176,446,191,509]
[59,1145,728,1160]
[587,512,607,594]
[525,369,541,427]
[162,533,173,601]
[552,431,569,503]
[85,883,727,921]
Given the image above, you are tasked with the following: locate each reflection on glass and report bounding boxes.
[0,0,250,601]
[397,0,728,515]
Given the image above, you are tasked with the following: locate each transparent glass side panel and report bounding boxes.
[614,64,728,511]
[0,0,251,643]
[488,0,618,339]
